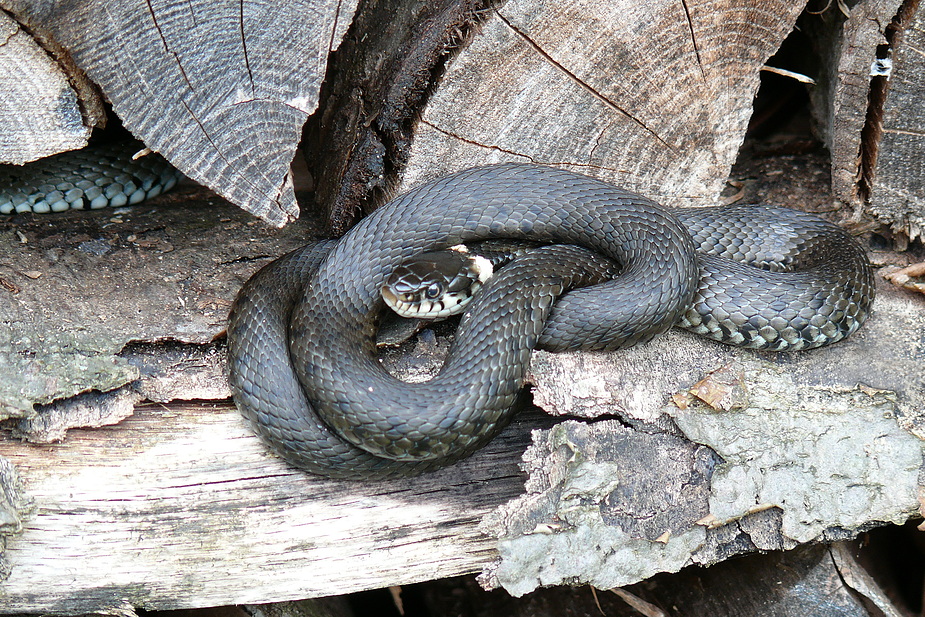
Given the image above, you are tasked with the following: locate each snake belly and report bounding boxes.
[227,163,874,480]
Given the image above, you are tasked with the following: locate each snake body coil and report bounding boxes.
[227,163,874,480]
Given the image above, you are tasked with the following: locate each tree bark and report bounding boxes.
[868,0,925,240]
[822,0,925,241]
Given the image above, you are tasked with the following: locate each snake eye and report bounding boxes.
[424,282,444,299]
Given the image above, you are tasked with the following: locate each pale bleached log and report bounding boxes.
[0,401,544,614]
[398,0,805,207]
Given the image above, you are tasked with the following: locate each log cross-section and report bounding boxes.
[1,0,362,226]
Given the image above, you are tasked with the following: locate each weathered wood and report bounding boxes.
[483,283,924,594]
[636,543,901,617]
[0,278,920,612]
[422,544,907,617]
[869,1,925,239]
[304,0,489,234]
[0,11,92,164]
[0,401,548,614]
[1,0,361,227]
[0,185,315,419]
[395,0,805,205]
[1,154,922,608]
[816,0,900,204]
[823,0,924,240]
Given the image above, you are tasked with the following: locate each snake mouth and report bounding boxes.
[382,284,469,319]
[381,286,403,314]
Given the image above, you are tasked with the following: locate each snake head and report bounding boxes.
[381,246,493,319]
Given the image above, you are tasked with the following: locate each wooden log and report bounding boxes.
[1,0,361,227]
[823,0,924,241]
[304,0,489,234]
[394,0,806,206]
[0,276,921,612]
[817,0,900,205]
[0,401,549,614]
[0,11,92,164]
[868,1,925,240]
[0,185,316,419]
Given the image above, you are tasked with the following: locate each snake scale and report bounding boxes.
[226,163,875,480]
[0,142,181,214]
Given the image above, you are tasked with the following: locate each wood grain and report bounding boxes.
[869,1,925,239]
[824,0,924,241]
[0,11,91,164]
[2,0,360,226]
[0,401,551,614]
[399,0,806,207]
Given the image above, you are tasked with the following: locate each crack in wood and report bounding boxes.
[587,116,620,168]
[176,97,271,197]
[184,0,199,28]
[856,0,921,202]
[421,119,534,159]
[327,0,346,55]
[238,0,255,94]
[421,119,629,175]
[144,0,194,92]
[493,10,675,152]
[679,0,707,82]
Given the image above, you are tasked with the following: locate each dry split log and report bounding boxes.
[394,0,806,204]
[821,0,925,240]
[0,10,96,164]
[1,0,360,226]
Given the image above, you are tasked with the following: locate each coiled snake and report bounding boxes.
[226,163,874,480]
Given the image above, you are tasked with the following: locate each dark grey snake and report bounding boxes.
[226,163,874,480]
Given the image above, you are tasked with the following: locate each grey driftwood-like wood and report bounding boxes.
[0,0,360,227]
[869,2,925,239]
[0,402,552,614]
[394,0,806,205]
[0,11,92,164]
[819,0,902,205]
[823,0,925,241]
